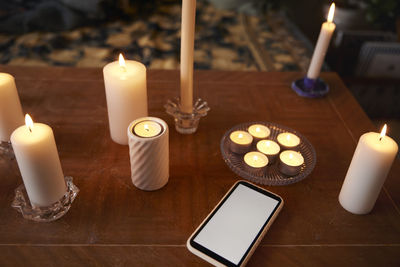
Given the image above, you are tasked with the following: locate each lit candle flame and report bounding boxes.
[25,114,33,132]
[286,135,291,141]
[144,124,149,131]
[238,133,243,138]
[266,141,270,146]
[256,127,260,132]
[289,153,293,159]
[380,124,387,141]
[253,155,258,161]
[119,53,126,71]
[327,3,335,23]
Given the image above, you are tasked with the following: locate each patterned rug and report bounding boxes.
[0,1,312,71]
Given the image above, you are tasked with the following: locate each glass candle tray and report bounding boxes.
[220,122,317,186]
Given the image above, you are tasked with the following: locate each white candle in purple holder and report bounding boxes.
[306,3,336,80]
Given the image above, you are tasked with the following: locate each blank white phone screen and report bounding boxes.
[193,184,279,265]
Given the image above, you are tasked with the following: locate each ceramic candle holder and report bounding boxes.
[128,117,169,191]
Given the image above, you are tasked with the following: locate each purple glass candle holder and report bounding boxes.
[291,77,329,98]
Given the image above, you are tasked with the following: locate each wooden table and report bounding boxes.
[0,66,399,266]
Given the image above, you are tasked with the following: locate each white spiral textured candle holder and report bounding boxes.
[127,117,169,191]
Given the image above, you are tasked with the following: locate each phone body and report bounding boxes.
[187,180,283,267]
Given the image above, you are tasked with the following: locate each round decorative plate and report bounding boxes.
[220,122,316,186]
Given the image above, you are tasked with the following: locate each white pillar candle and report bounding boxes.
[279,150,304,176]
[248,124,271,141]
[244,151,268,171]
[257,140,280,163]
[103,54,148,145]
[339,125,398,214]
[277,132,300,150]
[307,3,336,79]
[229,130,253,154]
[11,115,67,208]
[0,73,24,142]
[128,117,169,191]
[180,0,196,113]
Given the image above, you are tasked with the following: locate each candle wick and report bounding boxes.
[28,127,32,133]
[379,137,382,141]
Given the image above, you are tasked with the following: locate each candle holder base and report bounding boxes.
[164,97,210,134]
[291,77,329,98]
[0,141,14,158]
[12,176,79,222]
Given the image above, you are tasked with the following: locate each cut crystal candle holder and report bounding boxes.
[291,77,329,98]
[164,97,210,134]
[12,176,79,222]
[0,141,14,158]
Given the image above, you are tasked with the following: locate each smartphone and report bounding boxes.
[187,180,283,267]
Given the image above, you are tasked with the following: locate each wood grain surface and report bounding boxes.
[0,66,399,266]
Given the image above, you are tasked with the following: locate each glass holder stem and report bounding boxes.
[164,97,210,134]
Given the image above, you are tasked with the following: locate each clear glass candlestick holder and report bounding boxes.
[12,176,79,222]
[0,141,14,158]
[164,97,210,134]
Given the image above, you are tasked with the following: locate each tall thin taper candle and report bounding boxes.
[307,3,336,79]
[180,0,196,113]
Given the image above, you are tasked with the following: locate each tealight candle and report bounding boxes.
[128,117,169,191]
[229,131,253,154]
[278,150,304,176]
[248,124,271,141]
[244,151,268,171]
[277,132,300,150]
[339,124,398,214]
[257,140,280,163]
[11,114,67,207]
[103,53,148,145]
[0,73,24,142]
[133,120,162,138]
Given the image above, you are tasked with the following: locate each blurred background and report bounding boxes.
[0,0,399,140]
